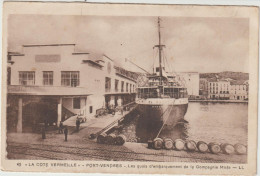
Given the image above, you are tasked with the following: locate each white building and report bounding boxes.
[229,80,248,100]
[7,44,136,133]
[208,79,230,100]
[179,72,200,97]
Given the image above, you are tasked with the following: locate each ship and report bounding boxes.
[135,17,189,141]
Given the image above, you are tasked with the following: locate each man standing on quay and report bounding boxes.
[76,118,80,132]
[64,127,68,141]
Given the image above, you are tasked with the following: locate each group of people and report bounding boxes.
[42,115,83,142]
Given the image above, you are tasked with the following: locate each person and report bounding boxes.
[76,118,80,132]
[58,121,63,134]
[41,127,46,139]
[120,106,124,115]
[64,127,68,141]
[44,119,48,129]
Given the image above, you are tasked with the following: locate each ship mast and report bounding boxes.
[158,17,163,84]
[154,17,165,95]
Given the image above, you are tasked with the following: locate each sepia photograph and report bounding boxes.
[1,2,258,175]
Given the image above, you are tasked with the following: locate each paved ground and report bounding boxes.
[6,128,247,163]
[5,108,247,163]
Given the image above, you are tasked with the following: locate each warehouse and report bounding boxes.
[7,44,137,132]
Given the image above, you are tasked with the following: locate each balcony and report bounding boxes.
[114,66,137,83]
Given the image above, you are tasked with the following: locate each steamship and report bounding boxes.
[136,18,189,140]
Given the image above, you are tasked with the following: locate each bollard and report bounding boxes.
[89,133,96,139]
[147,140,154,149]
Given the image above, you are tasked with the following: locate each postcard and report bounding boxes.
[1,2,258,175]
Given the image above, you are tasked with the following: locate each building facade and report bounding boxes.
[7,44,136,133]
[199,78,208,99]
[208,79,230,100]
[179,72,200,98]
[229,80,248,100]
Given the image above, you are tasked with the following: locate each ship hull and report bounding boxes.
[135,98,188,142]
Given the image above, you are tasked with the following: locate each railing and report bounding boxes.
[138,92,187,99]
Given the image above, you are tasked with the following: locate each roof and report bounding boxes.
[82,60,103,68]
[103,54,114,61]
[23,44,76,47]
[72,52,89,55]
[230,80,248,85]
[207,77,218,82]
[8,85,91,96]
[8,52,24,56]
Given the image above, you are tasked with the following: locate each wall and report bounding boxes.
[230,84,248,100]
[11,45,88,86]
[180,72,200,96]
[10,45,137,118]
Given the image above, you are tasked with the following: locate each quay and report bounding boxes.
[189,99,248,103]
[6,107,247,163]
[6,134,247,163]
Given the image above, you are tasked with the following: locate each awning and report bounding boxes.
[8,85,92,96]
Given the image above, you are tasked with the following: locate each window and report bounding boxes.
[126,83,129,92]
[61,71,79,87]
[89,106,93,114]
[115,79,119,92]
[121,81,124,92]
[43,71,53,85]
[73,98,80,109]
[19,71,35,85]
[105,77,111,92]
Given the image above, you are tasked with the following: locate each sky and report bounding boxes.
[8,15,249,73]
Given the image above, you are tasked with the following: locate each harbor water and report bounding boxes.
[185,102,248,145]
[120,102,248,145]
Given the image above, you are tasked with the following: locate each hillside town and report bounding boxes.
[198,75,249,101]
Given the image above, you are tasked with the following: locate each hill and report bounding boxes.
[200,71,249,81]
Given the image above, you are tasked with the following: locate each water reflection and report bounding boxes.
[120,102,248,145]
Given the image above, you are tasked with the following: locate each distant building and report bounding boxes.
[179,72,200,97]
[208,78,230,100]
[199,78,208,99]
[152,69,199,97]
[7,44,136,133]
[229,80,248,100]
